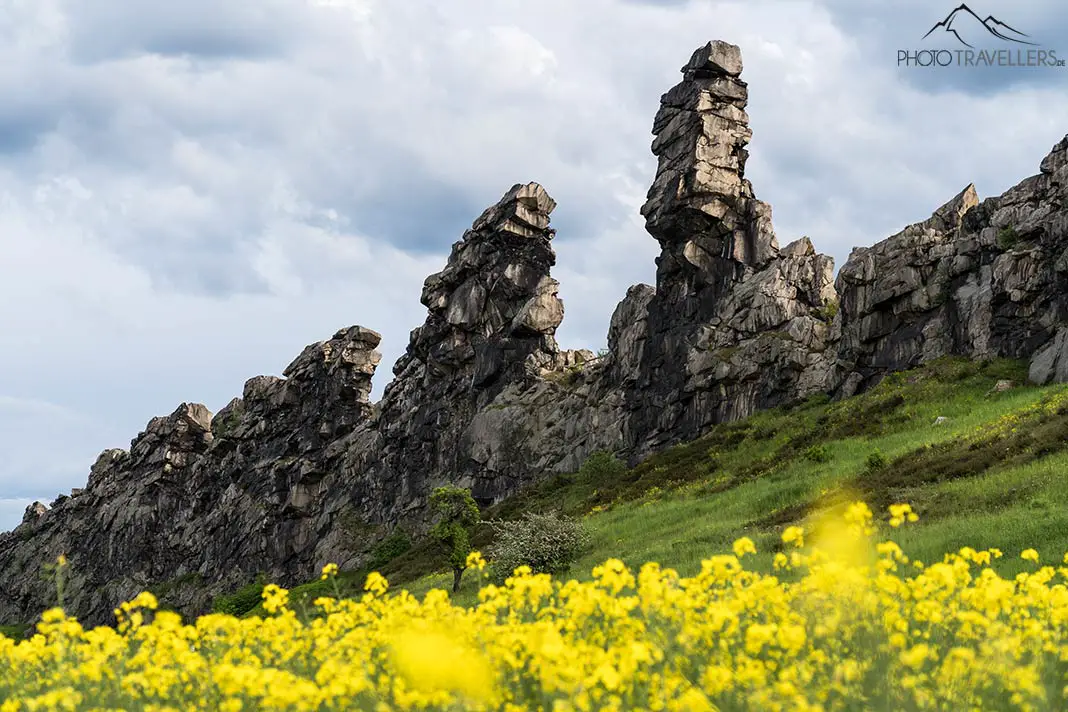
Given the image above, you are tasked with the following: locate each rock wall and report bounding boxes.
[2,40,1067,627]
[619,41,837,459]
[0,183,626,626]
[834,136,1068,395]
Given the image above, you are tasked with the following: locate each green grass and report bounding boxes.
[388,357,1068,597]
[209,356,1068,613]
[0,624,29,640]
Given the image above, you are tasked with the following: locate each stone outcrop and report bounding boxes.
[0,183,626,626]
[0,404,216,625]
[834,136,1068,395]
[618,41,837,457]
[1,40,1067,629]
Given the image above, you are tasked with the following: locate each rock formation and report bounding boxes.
[0,183,626,626]
[618,41,837,458]
[1,40,1066,629]
[835,136,1068,394]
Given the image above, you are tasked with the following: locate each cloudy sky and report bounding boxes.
[1,0,1065,532]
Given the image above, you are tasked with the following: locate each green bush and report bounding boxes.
[997,225,1019,250]
[578,451,627,482]
[487,511,590,584]
[211,576,266,617]
[0,624,29,640]
[803,444,831,463]
[817,299,840,321]
[368,530,411,571]
[865,450,888,472]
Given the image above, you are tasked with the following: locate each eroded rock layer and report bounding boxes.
[2,41,1067,628]
[835,136,1068,395]
[620,41,837,458]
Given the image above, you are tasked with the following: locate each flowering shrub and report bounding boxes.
[4,502,1068,710]
[485,509,589,584]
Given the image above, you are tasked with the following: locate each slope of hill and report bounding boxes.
[232,355,1068,615]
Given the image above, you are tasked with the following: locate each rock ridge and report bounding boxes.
[2,41,1067,627]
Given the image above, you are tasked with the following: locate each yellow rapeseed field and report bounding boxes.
[3,502,1068,711]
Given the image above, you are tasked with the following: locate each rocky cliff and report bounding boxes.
[619,42,837,459]
[2,40,1067,627]
[834,136,1068,394]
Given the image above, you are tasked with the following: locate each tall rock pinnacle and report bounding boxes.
[642,40,779,303]
[384,182,563,400]
[619,40,837,456]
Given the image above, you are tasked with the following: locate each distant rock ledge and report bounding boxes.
[2,40,1066,626]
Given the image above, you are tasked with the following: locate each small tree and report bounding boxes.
[429,486,481,593]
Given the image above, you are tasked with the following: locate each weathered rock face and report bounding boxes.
[0,327,384,625]
[0,404,216,625]
[835,135,1068,395]
[0,183,625,626]
[620,41,837,457]
[314,182,630,555]
[1,41,1066,630]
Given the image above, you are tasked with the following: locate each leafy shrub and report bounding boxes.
[803,444,831,463]
[0,624,29,640]
[487,511,590,584]
[212,576,266,617]
[817,299,840,321]
[368,530,412,571]
[865,450,888,472]
[578,451,627,482]
[997,225,1019,250]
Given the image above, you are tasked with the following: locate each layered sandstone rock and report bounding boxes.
[618,41,837,457]
[2,42,1066,631]
[0,184,624,626]
[834,136,1068,394]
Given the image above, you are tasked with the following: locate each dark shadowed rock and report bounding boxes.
[835,136,1068,394]
[621,39,837,458]
[2,43,1067,631]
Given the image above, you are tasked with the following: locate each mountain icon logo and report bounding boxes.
[922,3,1038,48]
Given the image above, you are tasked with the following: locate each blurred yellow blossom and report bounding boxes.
[1,500,1067,710]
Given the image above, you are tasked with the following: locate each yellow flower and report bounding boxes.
[391,626,496,702]
[731,537,757,558]
[6,496,1068,711]
[363,571,389,596]
[899,643,931,670]
[320,563,339,581]
[465,551,487,571]
[782,526,805,547]
[888,503,918,527]
[260,584,289,614]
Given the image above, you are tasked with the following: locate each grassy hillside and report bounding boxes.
[248,355,1068,613]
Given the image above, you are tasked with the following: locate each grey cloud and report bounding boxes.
[60,0,307,63]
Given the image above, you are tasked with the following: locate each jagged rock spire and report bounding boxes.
[389,182,563,392]
[619,40,837,457]
[641,39,778,288]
